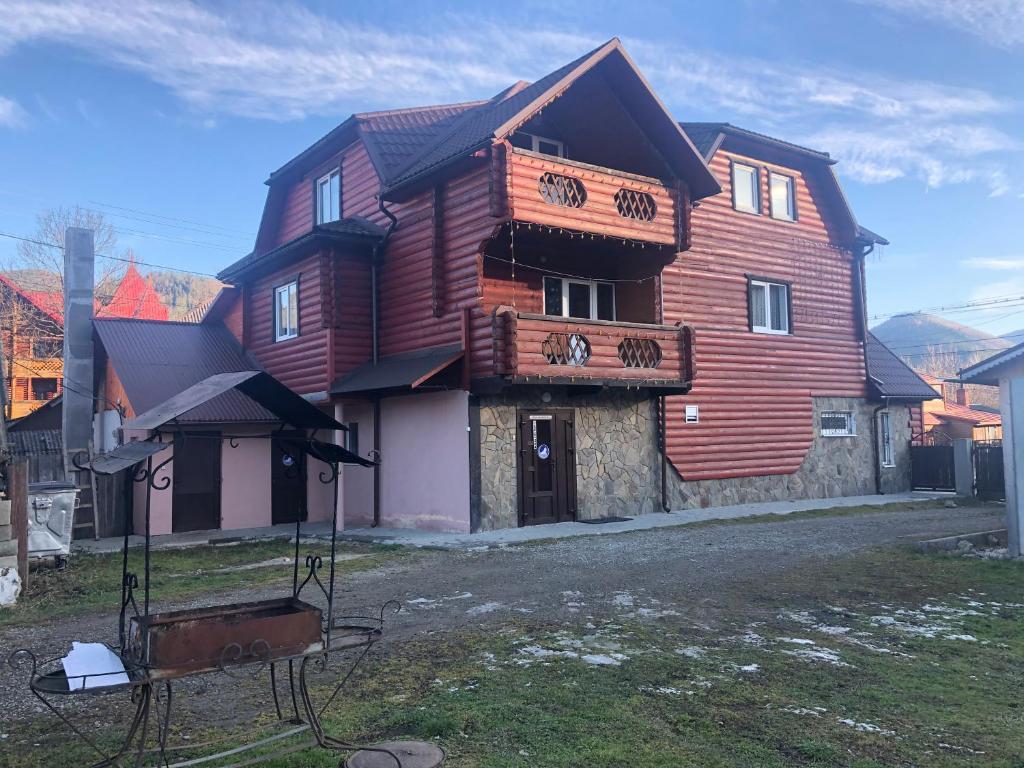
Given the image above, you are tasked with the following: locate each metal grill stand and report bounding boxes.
[7,372,444,768]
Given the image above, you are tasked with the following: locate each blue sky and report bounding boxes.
[0,0,1022,339]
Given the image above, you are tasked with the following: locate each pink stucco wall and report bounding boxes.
[220,433,271,530]
[378,390,471,532]
[341,401,375,528]
[132,437,173,536]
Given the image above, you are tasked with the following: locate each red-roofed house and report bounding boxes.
[919,374,1002,443]
[1,261,169,419]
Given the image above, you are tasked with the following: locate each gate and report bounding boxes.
[910,444,956,491]
[973,441,1005,500]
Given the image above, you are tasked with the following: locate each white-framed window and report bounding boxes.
[316,169,340,225]
[543,276,615,321]
[732,162,760,214]
[769,171,796,221]
[274,281,299,342]
[748,278,790,335]
[879,411,894,467]
[510,131,566,158]
[821,410,856,437]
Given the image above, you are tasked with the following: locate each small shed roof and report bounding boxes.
[95,318,277,423]
[865,333,939,402]
[331,344,463,396]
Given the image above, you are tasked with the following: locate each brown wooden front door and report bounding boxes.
[518,410,576,526]
[172,432,221,533]
[271,435,307,525]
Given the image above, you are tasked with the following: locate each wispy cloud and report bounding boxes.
[0,0,1019,195]
[855,0,1024,49]
[0,95,28,128]
[964,256,1024,270]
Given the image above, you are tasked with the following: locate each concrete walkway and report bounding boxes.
[75,491,949,554]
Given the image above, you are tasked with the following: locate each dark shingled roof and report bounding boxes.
[94,318,279,423]
[677,123,724,161]
[383,39,719,200]
[680,122,834,164]
[357,102,487,184]
[865,332,939,401]
[331,344,463,395]
[218,216,384,282]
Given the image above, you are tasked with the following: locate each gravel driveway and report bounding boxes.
[0,504,1002,733]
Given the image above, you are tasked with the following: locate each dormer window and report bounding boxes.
[769,171,797,221]
[316,169,340,225]
[510,131,566,158]
[731,162,760,214]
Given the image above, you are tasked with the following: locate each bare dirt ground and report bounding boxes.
[0,504,1004,748]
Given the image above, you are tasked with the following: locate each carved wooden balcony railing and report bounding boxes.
[493,308,695,388]
[497,147,684,248]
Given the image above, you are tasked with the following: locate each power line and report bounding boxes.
[881,332,1024,355]
[88,200,252,238]
[869,294,1024,321]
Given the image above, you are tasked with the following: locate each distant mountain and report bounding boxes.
[1002,328,1024,346]
[871,313,1011,409]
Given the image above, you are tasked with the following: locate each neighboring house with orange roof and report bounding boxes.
[918,373,1002,443]
[0,260,169,419]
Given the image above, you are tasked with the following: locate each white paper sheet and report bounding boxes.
[62,642,130,690]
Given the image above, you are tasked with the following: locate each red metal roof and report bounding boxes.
[97,259,169,321]
[0,274,64,323]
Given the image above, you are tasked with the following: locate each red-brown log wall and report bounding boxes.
[263,140,499,381]
[247,252,330,395]
[662,149,866,481]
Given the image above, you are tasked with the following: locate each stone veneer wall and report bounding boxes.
[477,389,914,530]
[667,398,915,509]
[477,389,661,530]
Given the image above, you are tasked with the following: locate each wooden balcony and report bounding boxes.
[501,147,682,248]
[493,308,695,391]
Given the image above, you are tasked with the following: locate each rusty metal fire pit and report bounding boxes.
[129,597,324,677]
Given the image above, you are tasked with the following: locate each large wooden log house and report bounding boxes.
[94,39,936,534]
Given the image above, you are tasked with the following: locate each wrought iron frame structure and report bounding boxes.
[6,424,421,768]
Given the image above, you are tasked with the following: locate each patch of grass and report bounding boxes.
[6,547,1023,767]
[0,539,408,628]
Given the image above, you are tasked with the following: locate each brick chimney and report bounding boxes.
[955,386,969,407]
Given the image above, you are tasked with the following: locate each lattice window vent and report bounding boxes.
[614,188,657,221]
[617,337,662,368]
[542,332,591,366]
[538,173,587,208]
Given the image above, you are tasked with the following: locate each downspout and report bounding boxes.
[872,400,887,495]
[855,237,883,495]
[660,396,670,512]
[371,195,398,527]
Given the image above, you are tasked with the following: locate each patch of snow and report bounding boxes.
[813,624,852,636]
[465,602,504,617]
[779,610,815,624]
[581,653,624,666]
[836,718,895,736]
[640,685,682,695]
[943,633,977,642]
[738,664,760,673]
[675,646,706,659]
[782,647,851,667]
[611,592,635,608]
[938,742,985,755]
[781,706,827,717]
[778,637,817,645]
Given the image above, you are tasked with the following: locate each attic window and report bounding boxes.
[731,162,760,214]
[316,169,340,225]
[511,131,566,158]
[769,172,797,221]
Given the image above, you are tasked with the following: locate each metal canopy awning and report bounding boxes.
[281,438,377,468]
[330,344,463,396]
[124,371,344,431]
[89,440,169,476]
